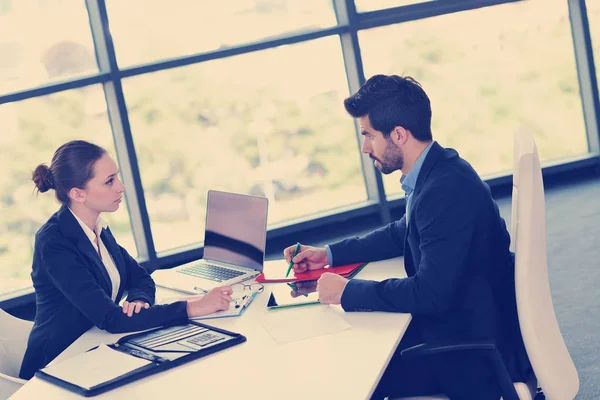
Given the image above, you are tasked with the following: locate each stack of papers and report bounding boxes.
[41,344,151,390]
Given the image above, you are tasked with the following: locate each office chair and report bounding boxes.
[0,308,33,399]
[392,132,579,400]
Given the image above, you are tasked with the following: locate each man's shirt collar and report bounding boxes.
[400,141,435,195]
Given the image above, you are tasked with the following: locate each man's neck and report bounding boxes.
[69,203,100,232]
[401,140,432,176]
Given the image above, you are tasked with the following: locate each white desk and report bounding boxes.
[11,257,411,400]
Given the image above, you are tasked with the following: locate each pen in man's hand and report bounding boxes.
[285,242,302,277]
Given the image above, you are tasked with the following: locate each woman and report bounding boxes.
[20,140,232,379]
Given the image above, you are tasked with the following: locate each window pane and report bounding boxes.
[123,38,367,253]
[588,0,600,102]
[0,87,136,298]
[360,0,587,197]
[355,0,435,13]
[106,0,337,67]
[0,1,97,95]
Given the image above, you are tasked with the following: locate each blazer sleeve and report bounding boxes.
[41,239,189,334]
[327,215,406,265]
[119,244,156,306]
[341,181,481,314]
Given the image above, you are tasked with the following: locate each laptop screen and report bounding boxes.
[203,191,268,272]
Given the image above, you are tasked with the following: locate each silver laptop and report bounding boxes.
[153,190,268,294]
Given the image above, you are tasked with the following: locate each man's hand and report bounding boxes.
[316,273,348,305]
[283,243,329,273]
[122,300,150,317]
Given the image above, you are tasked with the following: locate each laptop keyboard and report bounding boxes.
[177,262,245,282]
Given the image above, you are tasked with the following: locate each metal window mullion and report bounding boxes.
[569,0,600,153]
[0,74,110,105]
[333,0,391,225]
[120,26,347,79]
[356,0,522,31]
[85,0,157,263]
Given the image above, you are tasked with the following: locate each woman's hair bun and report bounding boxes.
[32,164,55,192]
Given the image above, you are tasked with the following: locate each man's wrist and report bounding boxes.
[325,245,333,265]
[338,278,350,303]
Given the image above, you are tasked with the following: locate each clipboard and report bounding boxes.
[35,321,246,397]
[192,290,260,320]
[257,261,368,283]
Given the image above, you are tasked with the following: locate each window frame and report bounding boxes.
[1,0,598,306]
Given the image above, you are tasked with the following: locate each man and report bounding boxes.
[284,75,532,399]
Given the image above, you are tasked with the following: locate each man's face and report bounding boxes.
[359,116,403,174]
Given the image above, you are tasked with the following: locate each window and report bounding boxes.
[355,0,436,13]
[106,0,337,67]
[587,0,600,102]
[122,38,367,253]
[0,0,97,95]
[1,0,596,302]
[360,0,588,197]
[0,87,136,298]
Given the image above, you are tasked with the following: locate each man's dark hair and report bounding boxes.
[344,74,432,141]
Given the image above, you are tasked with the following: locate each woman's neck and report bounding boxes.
[69,203,100,232]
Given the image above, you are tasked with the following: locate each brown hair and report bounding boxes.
[32,140,107,205]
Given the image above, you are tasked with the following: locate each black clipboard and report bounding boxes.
[35,320,246,397]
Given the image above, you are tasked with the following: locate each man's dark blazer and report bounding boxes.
[20,206,189,380]
[329,142,532,399]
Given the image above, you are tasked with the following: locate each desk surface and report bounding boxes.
[11,257,410,400]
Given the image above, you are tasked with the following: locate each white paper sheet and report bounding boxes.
[260,305,351,344]
[41,344,151,389]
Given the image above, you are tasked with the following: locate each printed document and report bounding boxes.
[41,344,151,389]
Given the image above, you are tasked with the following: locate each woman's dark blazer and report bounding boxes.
[20,206,189,379]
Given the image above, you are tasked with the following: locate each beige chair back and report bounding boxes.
[511,131,579,399]
[0,308,33,398]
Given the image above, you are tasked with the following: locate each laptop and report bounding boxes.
[153,190,268,294]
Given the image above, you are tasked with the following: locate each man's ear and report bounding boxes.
[69,187,87,204]
[392,126,409,145]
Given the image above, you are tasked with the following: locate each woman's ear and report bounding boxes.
[69,187,87,204]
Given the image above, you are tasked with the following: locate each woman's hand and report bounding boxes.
[186,286,233,317]
[122,300,150,317]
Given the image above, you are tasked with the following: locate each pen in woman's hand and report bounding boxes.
[285,242,302,277]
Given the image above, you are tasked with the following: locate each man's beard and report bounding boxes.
[371,139,403,174]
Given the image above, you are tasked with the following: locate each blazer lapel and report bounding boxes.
[404,232,416,277]
[76,239,113,294]
[404,142,447,274]
[100,228,127,298]
[412,141,445,199]
[404,143,443,235]
[57,206,113,295]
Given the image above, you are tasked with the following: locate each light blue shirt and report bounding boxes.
[400,141,434,225]
[326,141,435,264]
[326,244,334,265]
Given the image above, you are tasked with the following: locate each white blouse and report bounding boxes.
[69,208,121,301]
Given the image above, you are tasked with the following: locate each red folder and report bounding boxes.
[256,261,367,283]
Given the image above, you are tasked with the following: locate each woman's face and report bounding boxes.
[80,154,126,213]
